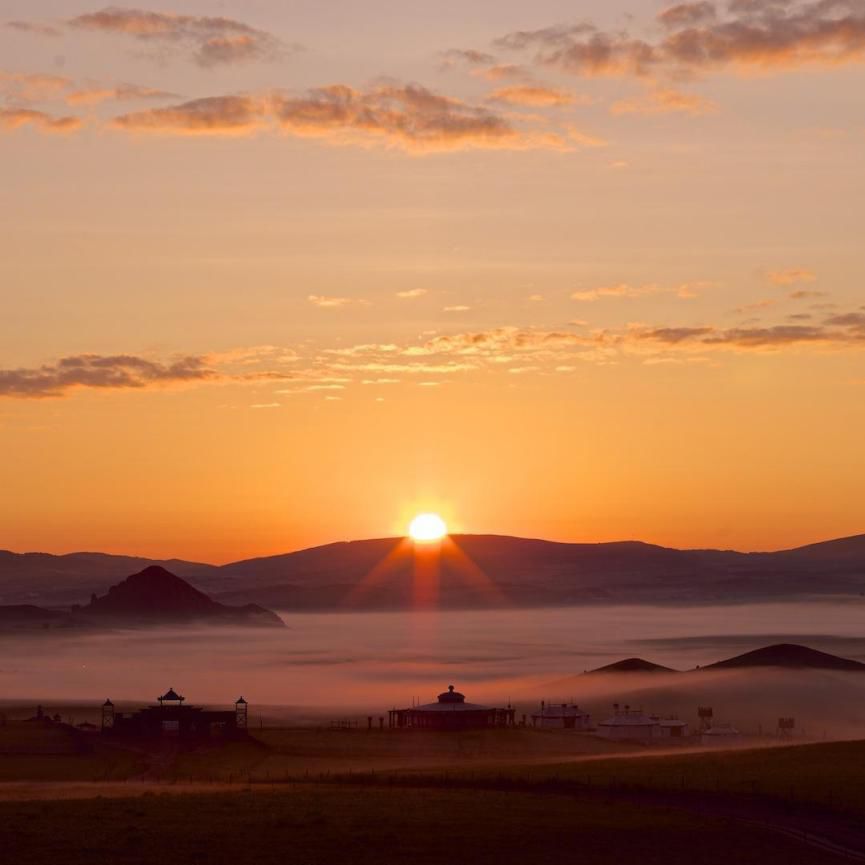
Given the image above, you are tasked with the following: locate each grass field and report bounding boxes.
[2,728,865,863]
[397,739,865,820]
[0,783,841,865]
[171,726,640,779]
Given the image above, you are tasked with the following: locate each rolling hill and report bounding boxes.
[588,658,676,674]
[1,532,864,611]
[705,643,865,672]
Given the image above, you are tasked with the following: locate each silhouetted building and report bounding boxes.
[388,685,515,731]
[596,704,659,741]
[102,688,248,740]
[531,701,591,730]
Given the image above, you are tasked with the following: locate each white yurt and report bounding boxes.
[596,704,659,741]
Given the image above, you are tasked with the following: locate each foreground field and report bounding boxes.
[3,729,865,862]
[0,783,841,865]
[411,738,865,820]
[0,723,639,781]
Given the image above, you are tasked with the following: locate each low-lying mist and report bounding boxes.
[2,601,865,737]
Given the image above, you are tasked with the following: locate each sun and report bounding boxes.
[408,512,448,543]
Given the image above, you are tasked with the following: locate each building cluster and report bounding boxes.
[91,684,757,747]
[387,688,744,745]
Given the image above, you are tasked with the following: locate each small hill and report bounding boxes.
[82,565,284,627]
[588,657,677,674]
[705,643,865,672]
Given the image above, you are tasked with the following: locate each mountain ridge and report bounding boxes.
[1,532,864,610]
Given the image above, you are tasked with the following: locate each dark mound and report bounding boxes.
[83,566,284,627]
[705,643,865,672]
[588,657,676,674]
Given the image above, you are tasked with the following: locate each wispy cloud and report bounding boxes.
[767,267,816,285]
[5,20,62,37]
[0,70,177,109]
[0,71,72,102]
[0,351,295,399]
[6,306,864,401]
[66,7,285,67]
[0,108,82,134]
[611,86,717,116]
[496,1,865,85]
[571,282,701,301]
[439,48,497,69]
[66,83,179,106]
[0,354,217,398]
[308,295,356,308]
[487,85,583,107]
[112,83,571,153]
[112,95,267,135]
[396,288,427,298]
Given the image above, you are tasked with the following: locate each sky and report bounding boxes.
[1,0,864,562]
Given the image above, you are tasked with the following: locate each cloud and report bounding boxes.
[65,7,285,67]
[767,267,816,284]
[496,1,865,79]
[0,350,297,399]
[657,2,718,30]
[0,71,72,102]
[611,86,717,115]
[789,289,825,300]
[396,288,427,298]
[112,95,266,135]
[495,24,656,77]
[5,20,62,37]
[113,83,570,153]
[65,83,179,106]
[476,64,533,81]
[0,108,82,134]
[639,324,821,348]
[487,85,582,106]
[440,48,497,68]
[824,312,865,328]
[0,70,177,109]
[308,295,356,308]
[322,306,865,379]
[0,354,218,398]
[270,83,565,153]
[443,305,472,312]
[571,282,699,301]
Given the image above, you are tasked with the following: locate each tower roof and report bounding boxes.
[159,688,184,703]
[437,685,465,704]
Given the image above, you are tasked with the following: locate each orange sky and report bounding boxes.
[1,1,864,562]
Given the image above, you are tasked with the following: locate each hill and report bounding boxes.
[2,531,865,611]
[705,642,865,672]
[0,566,284,630]
[0,549,216,606]
[81,566,284,627]
[588,657,676,674]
